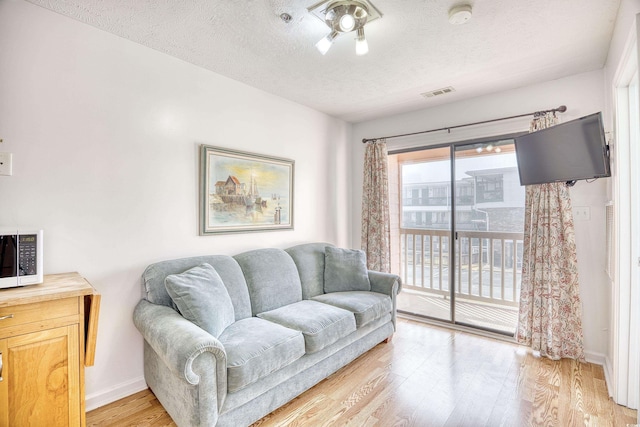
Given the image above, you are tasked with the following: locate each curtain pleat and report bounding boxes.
[516,113,585,360]
[361,140,391,272]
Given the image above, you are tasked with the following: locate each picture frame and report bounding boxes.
[200,145,294,235]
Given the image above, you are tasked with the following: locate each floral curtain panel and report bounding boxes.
[516,112,585,360]
[361,140,391,273]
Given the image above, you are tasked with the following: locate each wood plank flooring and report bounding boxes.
[87,319,637,426]
[397,288,519,334]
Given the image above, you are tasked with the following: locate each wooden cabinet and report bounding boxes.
[0,273,100,427]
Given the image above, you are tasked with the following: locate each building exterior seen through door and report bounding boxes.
[389,137,525,335]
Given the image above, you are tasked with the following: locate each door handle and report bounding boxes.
[0,314,13,321]
[0,352,3,382]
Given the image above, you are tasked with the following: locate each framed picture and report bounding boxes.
[200,145,294,234]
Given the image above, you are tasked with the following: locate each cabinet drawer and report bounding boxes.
[0,298,78,330]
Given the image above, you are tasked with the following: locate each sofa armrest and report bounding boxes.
[368,270,402,296]
[133,299,228,407]
[368,271,402,332]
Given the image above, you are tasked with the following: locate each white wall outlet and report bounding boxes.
[0,152,13,176]
[574,206,590,221]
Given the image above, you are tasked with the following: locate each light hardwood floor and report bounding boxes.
[397,289,519,334]
[87,319,637,426]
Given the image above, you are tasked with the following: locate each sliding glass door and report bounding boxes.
[391,136,524,335]
[452,140,524,334]
[390,146,452,322]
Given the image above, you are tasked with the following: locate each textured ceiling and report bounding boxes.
[27,0,621,122]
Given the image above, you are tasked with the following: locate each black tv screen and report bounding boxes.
[514,112,610,186]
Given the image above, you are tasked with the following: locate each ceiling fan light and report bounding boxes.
[356,38,369,55]
[316,31,338,55]
[339,13,356,32]
[355,27,368,55]
[310,0,381,56]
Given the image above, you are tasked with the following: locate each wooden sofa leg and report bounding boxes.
[384,335,393,343]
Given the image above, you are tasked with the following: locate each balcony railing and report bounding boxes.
[403,195,475,206]
[399,228,524,307]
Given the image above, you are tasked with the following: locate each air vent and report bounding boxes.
[421,86,456,98]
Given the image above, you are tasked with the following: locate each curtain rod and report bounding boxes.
[361,105,567,144]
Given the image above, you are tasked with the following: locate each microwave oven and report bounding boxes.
[0,229,43,289]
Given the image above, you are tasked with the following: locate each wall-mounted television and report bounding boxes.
[514,112,610,186]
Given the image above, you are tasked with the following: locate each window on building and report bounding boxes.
[476,174,504,202]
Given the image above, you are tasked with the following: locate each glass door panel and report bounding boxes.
[390,146,452,322]
[453,140,524,335]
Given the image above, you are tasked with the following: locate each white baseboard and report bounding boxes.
[85,376,148,412]
[603,356,614,398]
[584,351,614,399]
[585,350,606,366]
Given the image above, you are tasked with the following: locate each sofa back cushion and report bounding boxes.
[165,263,235,338]
[285,242,334,299]
[142,255,252,321]
[234,248,302,315]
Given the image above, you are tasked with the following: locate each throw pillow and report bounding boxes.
[324,246,371,293]
[165,263,235,338]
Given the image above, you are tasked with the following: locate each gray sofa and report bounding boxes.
[133,242,401,426]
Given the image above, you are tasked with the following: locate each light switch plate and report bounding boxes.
[0,152,13,176]
[574,206,590,221]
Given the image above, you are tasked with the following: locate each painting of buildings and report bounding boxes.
[200,146,294,234]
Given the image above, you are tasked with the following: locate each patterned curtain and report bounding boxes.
[361,140,390,272]
[516,112,585,360]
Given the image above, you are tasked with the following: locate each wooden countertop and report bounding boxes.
[0,272,96,308]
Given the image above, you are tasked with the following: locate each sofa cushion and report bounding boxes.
[219,317,305,393]
[142,255,252,321]
[324,247,371,293]
[312,291,392,328]
[234,248,303,315]
[285,242,334,299]
[257,300,356,354]
[164,263,235,338]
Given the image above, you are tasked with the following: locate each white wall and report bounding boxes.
[351,70,610,360]
[0,0,351,409]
